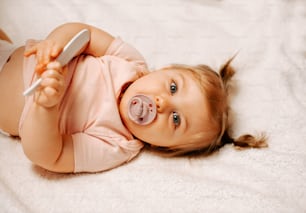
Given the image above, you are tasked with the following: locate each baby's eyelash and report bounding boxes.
[170,81,177,94]
[172,112,181,128]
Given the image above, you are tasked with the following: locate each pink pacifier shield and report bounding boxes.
[128,95,157,125]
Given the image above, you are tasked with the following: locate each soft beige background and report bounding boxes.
[1,0,306,212]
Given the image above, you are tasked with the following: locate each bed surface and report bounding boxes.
[1,0,306,212]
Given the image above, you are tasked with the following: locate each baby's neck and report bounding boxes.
[118,81,132,105]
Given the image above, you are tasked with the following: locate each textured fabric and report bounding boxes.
[19,38,148,172]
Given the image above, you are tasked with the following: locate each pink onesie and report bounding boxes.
[20,38,148,172]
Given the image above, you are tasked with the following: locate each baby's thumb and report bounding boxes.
[51,46,62,58]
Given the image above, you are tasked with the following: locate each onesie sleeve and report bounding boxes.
[104,37,148,72]
[72,133,142,173]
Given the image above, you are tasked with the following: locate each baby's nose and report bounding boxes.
[155,95,169,113]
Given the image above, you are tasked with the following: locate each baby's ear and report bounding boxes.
[219,56,236,85]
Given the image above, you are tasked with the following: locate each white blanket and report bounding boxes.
[1,0,305,212]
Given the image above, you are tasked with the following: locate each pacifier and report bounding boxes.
[128,95,157,125]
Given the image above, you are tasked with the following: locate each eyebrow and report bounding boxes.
[177,72,188,134]
[177,72,185,91]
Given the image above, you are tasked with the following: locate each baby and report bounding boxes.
[0,23,267,173]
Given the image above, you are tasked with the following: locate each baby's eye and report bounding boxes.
[172,112,181,127]
[170,81,177,94]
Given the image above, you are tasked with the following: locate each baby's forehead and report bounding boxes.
[159,66,189,73]
[157,67,197,79]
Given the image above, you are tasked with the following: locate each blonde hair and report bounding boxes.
[149,57,268,156]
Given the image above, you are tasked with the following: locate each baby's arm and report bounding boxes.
[20,23,116,173]
[20,62,74,173]
[24,22,114,74]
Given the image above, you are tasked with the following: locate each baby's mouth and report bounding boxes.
[128,95,157,125]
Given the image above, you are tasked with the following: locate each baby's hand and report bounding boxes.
[24,39,63,75]
[34,62,66,108]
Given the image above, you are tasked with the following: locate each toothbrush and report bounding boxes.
[23,29,90,96]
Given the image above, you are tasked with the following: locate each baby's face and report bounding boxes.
[119,68,211,148]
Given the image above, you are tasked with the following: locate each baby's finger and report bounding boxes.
[36,60,62,76]
[36,48,45,65]
[47,61,63,74]
[41,77,60,90]
[41,70,63,83]
[43,86,58,97]
[35,63,47,75]
[24,46,37,57]
[51,45,62,58]
[36,52,52,74]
